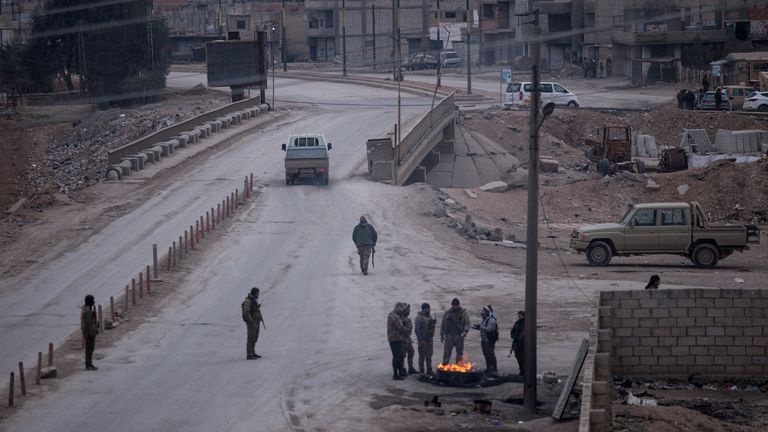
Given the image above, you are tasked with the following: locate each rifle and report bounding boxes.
[260,314,266,330]
[372,247,375,269]
[508,343,514,358]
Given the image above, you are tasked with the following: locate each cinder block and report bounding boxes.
[726,308,746,317]
[632,308,651,319]
[695,298,715,308]
[641,337,659,347]
[671,346,690,356]
[690,346,708,355]
[621,337,639,346]
[630,290,650,299]
[726,365,746,374]
[658,355,677,365]
[732,356,751,365]
[715,298,734,308]
[620,299,639,308]
[688,308,706,317]
[734,298,753,307]
[706,365,725,374]
[652,347,671,356]
[621,318,640,328]
[677,298,696,307]
[706,308,726,318]
[669,365,689,374]
[735,336,754,346]
[633,327,651,337]
[708,346,727,356]
[677,317,696,327]
[725,327,744,337]
[715,336,734,346]
[746,346,766,356]
[700,290,720,298]
[695,317,715,327]
[634,346,652,356]
[687,327,705,336]
[670,308,688,318]
[671,327,686,336]
[640,356,658,366]
[745,308,765,318]
[696,336,715,345]
[640,318,660,328]
[706,327,726,336]
[657,298,677,308]
[727,346,747,355]
[734,317,753,326]
[695,355,714,365]
[669,290,691,298]
[615,347,633,357]
[714,355,734,365]
[652,328,671,337]
[640,299,659,308]
[677,355,696,365]
[652,308,670,318]
[659,337,678,346]
[678,336,696,345]
[622,356,640,366]
[613,308,632,319]
[615,328,632,337]
[744,365,764,374]
[714,317,734,326]
[659,318,677,327]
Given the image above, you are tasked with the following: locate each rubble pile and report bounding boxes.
[26,93,229,195]
[546,63,584,80]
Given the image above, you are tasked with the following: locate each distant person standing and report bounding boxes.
[605,57,613,76]
[510,311,525,376]
[473,305,499,375]
[440,298,470,365]
[242,287,263,360]
[387,302,409,380]
[676,89,686,109]
[702,74,710,93]
[403,303,418,375]
[715,87,723,110]
[599,61,604,78]
[352,215,378,275]
[81,295,99,370]
[414,303,436,375]
[645,274,661,290]
[685,89,696,110]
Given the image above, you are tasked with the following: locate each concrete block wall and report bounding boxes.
[578,297,613,432]
[600,288,768,378]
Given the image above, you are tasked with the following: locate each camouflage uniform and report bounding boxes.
[402,304,417,374]
[441,306,470,364]
[352,218,378,275]
[510,316,525,375]
[415,309,436,374]
[387,302,409,379]
[242,289,263,359]
[81,296,98,370]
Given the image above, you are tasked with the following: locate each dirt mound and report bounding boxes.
[614,404,762,432]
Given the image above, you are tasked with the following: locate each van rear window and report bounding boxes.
[506,83,521,93]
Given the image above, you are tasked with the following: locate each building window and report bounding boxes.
[237,20,246,30]
[483,4,495,19]
[445,11,457,19]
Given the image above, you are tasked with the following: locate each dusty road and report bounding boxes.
[2,79,704,432]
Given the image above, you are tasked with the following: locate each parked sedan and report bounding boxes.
[698,90,731,111]
[743,92,768,112]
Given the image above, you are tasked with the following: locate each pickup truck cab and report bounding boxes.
[570,202,760,268]
[281,134,332,185]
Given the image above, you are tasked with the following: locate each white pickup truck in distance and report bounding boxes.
[281,134,332,185]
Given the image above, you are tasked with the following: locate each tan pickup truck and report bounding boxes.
[570,202,760,268]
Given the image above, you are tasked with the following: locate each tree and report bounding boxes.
[27,0,170,105]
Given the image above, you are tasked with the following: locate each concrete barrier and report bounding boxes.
[151,146,163,160]
[117,160,132,176]
[172,135,189,147]
[106,166,122,180]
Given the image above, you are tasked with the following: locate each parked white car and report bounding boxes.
[504,81,580,108]
[742,92,768,112]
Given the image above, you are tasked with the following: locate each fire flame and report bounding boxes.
[437,361,476,373]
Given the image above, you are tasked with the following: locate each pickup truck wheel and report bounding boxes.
[586,241,613,266]
[692,244,719,268]
[597,159,611,176]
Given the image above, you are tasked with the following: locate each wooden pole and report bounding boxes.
[36,352,42,385]
[146,265,152,293]
[110,296,115,321]
[139,272,144,298]
[8,372,14,407]
[132,278,137,305]
[48,342,54,367]
[18,362,26,396]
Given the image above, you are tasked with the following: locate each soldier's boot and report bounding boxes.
[426,367,434,376]
[399,366,408,377]
[408,365,418,375]
[392,367,404,380]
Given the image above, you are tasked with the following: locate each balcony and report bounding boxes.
[612,29,729,45]
[307,26,336,38]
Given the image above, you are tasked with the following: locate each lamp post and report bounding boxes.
[282,0,287,72]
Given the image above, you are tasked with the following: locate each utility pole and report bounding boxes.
[465,0,471,94]
[218,0,223,38]
[282,0,287,72]
[522,7,541,414]
[372,5,376,69]
[342,0,347,76]
[436,0,441,87]
[391,0,397,80]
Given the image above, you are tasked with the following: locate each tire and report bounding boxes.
[635,160,647,173]
[597,159,611,176]
[692,243,719,268]
[759,104,768,112]
[567,101,578,108]
[586,241,613,266]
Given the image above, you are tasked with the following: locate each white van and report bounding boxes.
[504,82,580,108]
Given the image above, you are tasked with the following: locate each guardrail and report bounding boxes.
[394,93,456,185]
[108,96,264,165]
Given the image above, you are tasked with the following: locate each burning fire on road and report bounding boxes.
[436,361,484,386]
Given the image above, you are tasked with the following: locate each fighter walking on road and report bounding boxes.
[81,294,99,370]
[352,215,378,275]
[242,287,264,360]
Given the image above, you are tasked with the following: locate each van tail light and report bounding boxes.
[519,91,523,100]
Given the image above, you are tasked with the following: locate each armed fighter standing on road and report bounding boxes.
[242,287,264,360]
[352,215,378,275]
[403,303,418,375]
[81,294,99,371]
[440,298,470,365]
[387,302,409,380]
[414,303,436,375]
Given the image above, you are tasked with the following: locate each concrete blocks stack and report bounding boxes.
[599,288,768,377]
[714,129,768,154]
[106,102,272,180]
[632,133,658,157]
